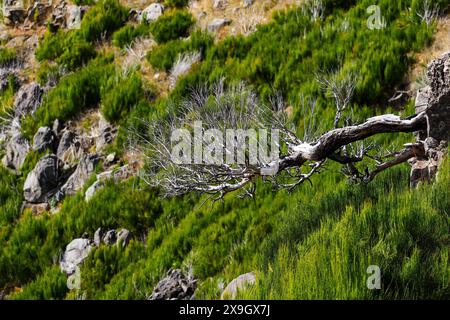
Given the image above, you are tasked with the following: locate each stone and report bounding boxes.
[57,130,82,163]
[94,228,103,246]
[213,0,228,10]
[95,124,117,151]
[66,5,87,29]
[60,154,100,196]
[139,3,164,23]
[221,272,256,299]
[149,269,197,300]
[116,229,131,247]
[0,31,10,43]
[3,7,26,26]
[52,119,64,137]
[84,180,104,202]
[207,19,232,32]
[105,153,116,166]
[2,134,30,172]
[23,155,61,203]
[14,82,43,117]
[60,238,93,275]
[242,0,253,8]
[103,230,117,245]
[32,127,57,153]
[416,52,450,141]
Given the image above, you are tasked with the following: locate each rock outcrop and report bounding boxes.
[2,134,29,172]
[32,126,57,153]
[221,272,256,299]
[23,154,62,203]
[137,3,164,23]
[14,82,43,117]
[149,269,197,300]
[59,153,100,196]
[411,53,450,187]
[208,18,232,32]
[60,238,93,275]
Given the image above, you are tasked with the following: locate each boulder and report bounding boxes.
[52,119,64,137]
[207,18,232,32]
[14,82,43,117]
[66,5,87,29]
[57,130,82,163]
[94,227,103,246]
[60,238,93,275]
[23,154,61,203]
[84,180,104,202]
[116,229,131,247]
[60,154,100,196]
[2,134,29,172]
[32,127,57,153]
[221,272,256,299]
[149,269,197,300]
[138,3,164,23]
[103,229,117,245]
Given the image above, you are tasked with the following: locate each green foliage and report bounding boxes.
[100,71,144,123]
[164,0,190,8]
[149,10,195,44]
[72,0,95,5]
[22,56,114,136]
[0,48,16,67]
[112,24,152,48]
[35,0,127,69]
[1,1,448,300]
[79,0,128,43]
[147,30,213,71]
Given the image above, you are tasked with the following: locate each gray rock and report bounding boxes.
[60,154,100,196]
[103,230,117,245]
[207,18,232,32]
[149,269,197,300]
[3,7,26,26]
[0,68,19,91]
[33,127,57,153]
[2,134,30,172]
[60,238,93,275]
[14,82,43,117]
[52,119,64,137]
[57,130,81,163]
[23,154,61,203]
[94,227,103,246]
[84,180,104,202]
[96,124,117,151]
[242,0,253,8]
[221,272,256,299]
[116,229,131,247]
[66,5,87,29]
[0,31,10,43]
[139,3,164,23]
[213,0,228,10]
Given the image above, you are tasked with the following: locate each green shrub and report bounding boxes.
[149,10,194,44]
[22,56,114,136]
[0,48,16,67]
[147,30,213,70]
[79,0,128,42]
[112,23,152,48]
[36,30,96,71]
[100,71,143,123]
[165,0,190,8]
[72,0,95,4]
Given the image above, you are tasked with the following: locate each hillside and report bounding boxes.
[0,0,449,300]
